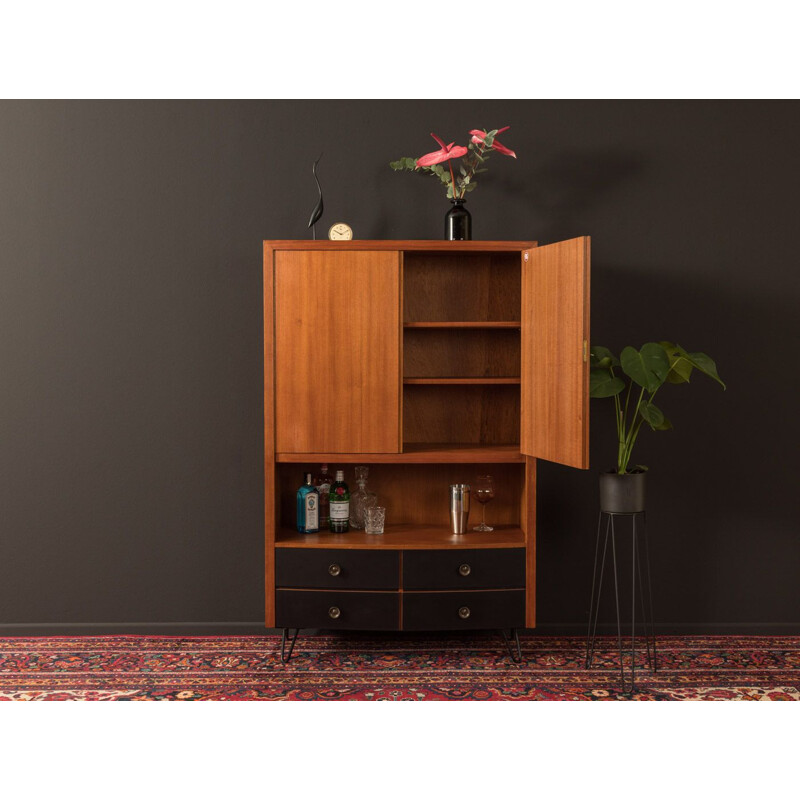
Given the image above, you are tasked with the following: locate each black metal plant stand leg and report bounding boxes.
[634,513,656,671]
[642,518,658,671]
[500,628,522,663]
[280,628,300,664]
[585,511,657,695]
[586,512,611,669]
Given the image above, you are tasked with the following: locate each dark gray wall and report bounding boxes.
[1,100,798,634]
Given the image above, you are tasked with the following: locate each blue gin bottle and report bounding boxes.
[296,472,320,533]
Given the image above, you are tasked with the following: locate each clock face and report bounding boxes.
[328,223,353,241]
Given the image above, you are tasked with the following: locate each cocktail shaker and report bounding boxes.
[450,484,471,534]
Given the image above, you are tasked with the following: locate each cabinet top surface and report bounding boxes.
[264,240,537,252]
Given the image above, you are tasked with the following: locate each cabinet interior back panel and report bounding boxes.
[403,328,521,379]
[403,252,521,323]
[276,463,524,529]
[403,385,520,445]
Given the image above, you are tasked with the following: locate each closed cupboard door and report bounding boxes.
[520,237,590,469]
[274,250,401,454]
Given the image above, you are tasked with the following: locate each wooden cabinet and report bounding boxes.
[264,239,590,633]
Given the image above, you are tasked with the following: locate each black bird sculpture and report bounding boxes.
[307,153,324,239]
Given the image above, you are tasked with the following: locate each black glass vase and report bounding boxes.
[445,199,472,241]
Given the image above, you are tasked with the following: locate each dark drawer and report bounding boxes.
[402,590,525,631]
[276,590,400,630]
[276,548,400,590]
[403,548,526,590]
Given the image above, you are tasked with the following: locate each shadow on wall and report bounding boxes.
[504,148,646,241]
[536,259,800,628]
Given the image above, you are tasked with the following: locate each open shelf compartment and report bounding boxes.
[275,462,526,549]
[402,249,522,446]
[403,384,520,447]
[403,327,520,380]
[403,250,521,324]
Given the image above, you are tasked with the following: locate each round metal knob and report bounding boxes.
[328,606,341,619]
[458,606,471,619]
[328,563,341,577]
[458,563,471,577]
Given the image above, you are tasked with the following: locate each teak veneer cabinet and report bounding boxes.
[264,239,590,639]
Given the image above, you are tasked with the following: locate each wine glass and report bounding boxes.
[472,474,495,531]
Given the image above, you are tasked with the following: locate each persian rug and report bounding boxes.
[0,633,797,700]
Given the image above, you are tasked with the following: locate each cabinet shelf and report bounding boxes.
[403,377,520,385]
[403,321,521,329]
[276,444,524,463]
[276,524,526,550]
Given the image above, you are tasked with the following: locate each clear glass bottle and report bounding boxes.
[313,464,332,529]
[296,472,320,533]
[328,469,350,533]
[349,466,377,530]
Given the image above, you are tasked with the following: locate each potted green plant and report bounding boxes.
[590,341,725,512]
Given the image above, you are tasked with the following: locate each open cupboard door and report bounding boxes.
[520,237,590,469]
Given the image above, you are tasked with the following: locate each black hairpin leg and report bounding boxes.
[280,628,300,664]
[610,516,626,692]
[626,512,657,691]
[500,628,522,663]
[585,511,657,696]
[586,511,611,668]
[642,516,658,672]
[634,514,655,672]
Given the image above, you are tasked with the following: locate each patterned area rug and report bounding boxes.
[0,633,798,700]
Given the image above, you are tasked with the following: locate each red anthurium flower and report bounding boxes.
[416,133,469,167]
[470,126,517,158]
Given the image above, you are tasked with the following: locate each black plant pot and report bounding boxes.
[445,199,471,241]
[599,471,646,513]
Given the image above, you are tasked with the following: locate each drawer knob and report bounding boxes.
[328,606,341,619]
[458,606,471,620]
[328,563,342,577]
[458,563,472,577]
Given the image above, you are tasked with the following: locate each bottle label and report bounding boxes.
[305,494,319,531]
[329,501,349,521]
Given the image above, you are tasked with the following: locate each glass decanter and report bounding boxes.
[349,466,377,530]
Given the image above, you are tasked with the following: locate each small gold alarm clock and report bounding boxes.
[328,222,354,241]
